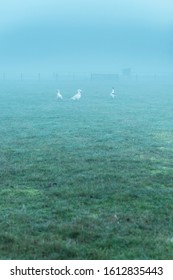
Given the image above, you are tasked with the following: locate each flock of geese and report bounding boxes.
[56,88,117,100]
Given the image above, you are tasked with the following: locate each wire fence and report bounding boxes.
[1,72,173,82]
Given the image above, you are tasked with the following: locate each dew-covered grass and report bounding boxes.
[0,79,173,259]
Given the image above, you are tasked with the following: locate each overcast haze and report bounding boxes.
[0,0,173,76]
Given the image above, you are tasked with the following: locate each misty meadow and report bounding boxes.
[0,0,173,260]
[0,77,173,259]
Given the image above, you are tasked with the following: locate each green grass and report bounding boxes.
[0,79,173,259]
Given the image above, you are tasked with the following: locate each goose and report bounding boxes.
[71,89,82,100]
[110,87,117,98]
[56,89,63,99]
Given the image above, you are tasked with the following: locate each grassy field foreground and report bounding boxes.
[0,80,173,259]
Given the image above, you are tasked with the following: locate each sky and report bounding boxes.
[0,0,173,76]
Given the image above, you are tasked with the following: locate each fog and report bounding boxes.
[0,0,173,78]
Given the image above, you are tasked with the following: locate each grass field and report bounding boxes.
[0,79,173,259]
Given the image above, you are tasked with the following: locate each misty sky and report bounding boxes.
[0,0,173,75]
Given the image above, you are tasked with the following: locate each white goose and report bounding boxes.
[110,87,117,98]
[56,89,63,99]
[71,89,82,100]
